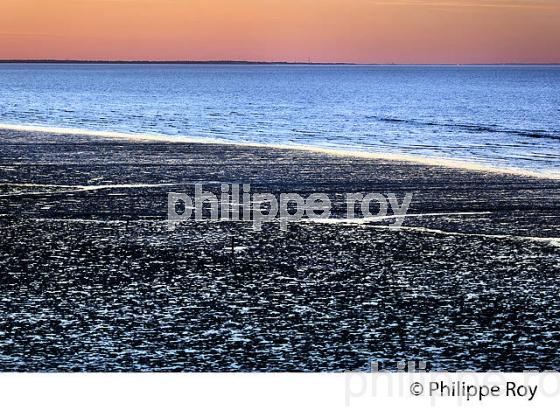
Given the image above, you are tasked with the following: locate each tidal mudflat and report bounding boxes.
[0,129,559,371]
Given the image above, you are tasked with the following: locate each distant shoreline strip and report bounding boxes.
[0,60,353,65]
[0,60,559,66]
[1,123,558,180]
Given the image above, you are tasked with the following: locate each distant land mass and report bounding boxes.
[0,60,558,65]
[0,60,355,65]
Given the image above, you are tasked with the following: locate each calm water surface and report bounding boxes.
[0,64,558,174]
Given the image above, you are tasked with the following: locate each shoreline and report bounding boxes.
[1,123,557,181]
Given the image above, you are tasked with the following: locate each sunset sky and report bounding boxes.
[1,0,559,63]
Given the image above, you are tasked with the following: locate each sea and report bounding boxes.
[0,63,558,175]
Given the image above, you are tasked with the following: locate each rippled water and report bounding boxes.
[0,63,559,174]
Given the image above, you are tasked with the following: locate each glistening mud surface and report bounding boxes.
[1,130,559,371]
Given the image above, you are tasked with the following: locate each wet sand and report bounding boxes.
[0,129,559,371]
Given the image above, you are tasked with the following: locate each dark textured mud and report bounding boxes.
[0,130,559,371]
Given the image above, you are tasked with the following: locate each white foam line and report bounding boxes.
[1,183,84,189]
[302,211,560,246]
[0,190,78,198]
[1,182,178,188]
[4,212,559,247]
[0,124,227,145]
[303,211,493,225]
[391,225,560,248]
[0,182,179,197]
[79,183,178,190]
[1,123,559,180]
[304,214,560,247]
[30,218,126,225]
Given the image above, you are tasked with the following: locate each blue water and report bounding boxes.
[0,63,559,174]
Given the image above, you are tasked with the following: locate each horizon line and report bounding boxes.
[0,59,559,66]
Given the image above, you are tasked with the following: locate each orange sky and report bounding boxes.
[1,0,559,63]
